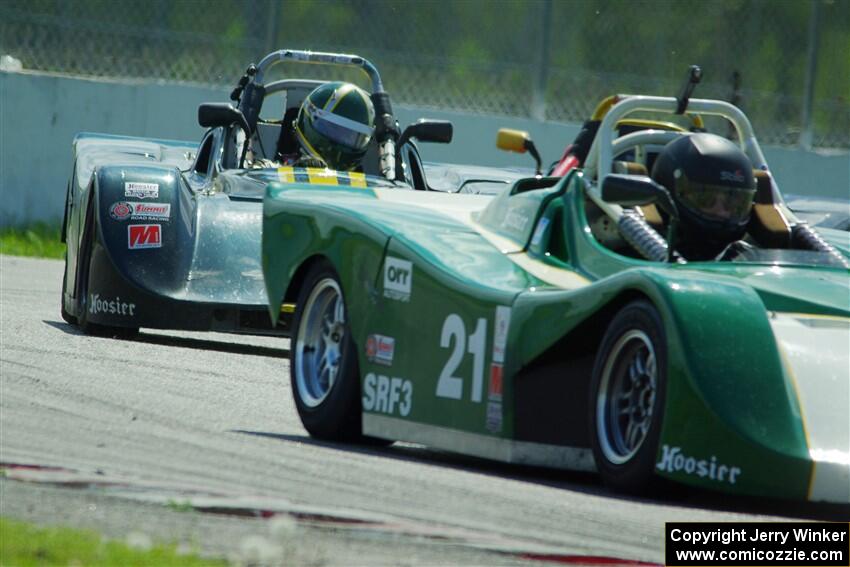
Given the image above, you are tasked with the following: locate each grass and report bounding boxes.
[166,499,195,513]
[0,517,227,566]
[0,223,65,259]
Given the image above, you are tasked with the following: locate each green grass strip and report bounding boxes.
[0,517,227,566]
[0,223,65,259]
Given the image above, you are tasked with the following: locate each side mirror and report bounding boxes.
[198,103,250,132]
[601,174,678,220]
[496,128,542,175]
[198,103,251,169]
[398,119,453,147]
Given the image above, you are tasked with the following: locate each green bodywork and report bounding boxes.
[262,170,850,502]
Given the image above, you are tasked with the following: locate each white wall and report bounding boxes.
[1,71,847,225]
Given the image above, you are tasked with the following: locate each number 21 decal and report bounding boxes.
[436,307,512,403]
[436,314,488,402]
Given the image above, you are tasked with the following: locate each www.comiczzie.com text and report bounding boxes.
[665,522,849,566]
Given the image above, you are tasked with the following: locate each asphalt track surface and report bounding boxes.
[0,255,839,565]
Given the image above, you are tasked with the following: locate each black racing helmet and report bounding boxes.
[652,133,756,253]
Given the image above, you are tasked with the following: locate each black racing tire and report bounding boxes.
[290,260,365,442]
[589,299,667,493]
[76,201,138,339]
[60,253,77,325]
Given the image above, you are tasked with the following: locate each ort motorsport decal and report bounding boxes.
[656,445,742,485]
[89,294,136,316]
[124,182,159,199]
[365,334,395,366]
[110,201,170,221]
[128,224,162,250]
[383,257,412,302]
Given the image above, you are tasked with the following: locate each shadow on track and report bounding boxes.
[44,320,289,358]
[231,429,850,522]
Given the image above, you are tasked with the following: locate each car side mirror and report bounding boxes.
[198,103,250,132]
[496,128,542,175]
[601,174,678,220]
[399,119,453,147]
[198,103,252,168]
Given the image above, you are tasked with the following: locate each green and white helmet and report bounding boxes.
[294,82,375,171]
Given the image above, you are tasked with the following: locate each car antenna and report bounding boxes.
[675,65,702,115]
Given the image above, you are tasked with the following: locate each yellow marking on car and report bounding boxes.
[277,167,296,183]
[347,171,368,188]
[278,166,369,188]
[280,303,296,314]
[306,167,339,186]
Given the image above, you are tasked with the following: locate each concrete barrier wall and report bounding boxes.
[1,71,847,225]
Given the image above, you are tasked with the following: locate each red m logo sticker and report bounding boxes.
[128,224,161,249]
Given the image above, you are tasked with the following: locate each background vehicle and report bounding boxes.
[262,92,850,503]
[60,49,521,337]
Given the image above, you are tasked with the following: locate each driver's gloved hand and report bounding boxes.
[293,156,328,169]
[715,240,755,262]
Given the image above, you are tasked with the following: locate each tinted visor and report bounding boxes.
[676,177,755,223]
[305,102,373,151]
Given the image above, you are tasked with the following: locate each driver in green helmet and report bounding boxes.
[279,81,376,171]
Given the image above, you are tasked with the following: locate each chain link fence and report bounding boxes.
[2,0,848,148]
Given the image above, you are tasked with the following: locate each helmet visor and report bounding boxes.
[676,178,755,224]
[305,102,373,151]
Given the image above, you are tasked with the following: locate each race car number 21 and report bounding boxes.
[436,314,487,402]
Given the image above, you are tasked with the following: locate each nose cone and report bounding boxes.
[770,312,850,503]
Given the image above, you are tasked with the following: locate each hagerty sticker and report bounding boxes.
[124,182,160,199]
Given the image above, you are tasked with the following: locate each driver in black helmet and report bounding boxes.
[651,133,757,261]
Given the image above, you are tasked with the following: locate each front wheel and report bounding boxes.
[75,202,138,339]
[290,261,362,441]
[589,300,667,493]
[60,253,77,325]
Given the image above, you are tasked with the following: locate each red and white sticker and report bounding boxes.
[366,334,395,366]
[111,201,170,221]
[128,224,162,249]
[488,363,503,401]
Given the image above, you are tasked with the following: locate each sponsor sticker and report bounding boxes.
[365,334,395,366]
[89,294,136,316]
[383,256,412,302]
[530,217,550,247]
[128,224,162,249]
[486,400,503,433]
[502,208,530,233]
[110,201,170,221]
[485,305,511,433]
[492,305,511,364]
[488,363,503,401]
[720,169,746,183]
[124,182,159,199]
[656,445,742,485]
[362,373,412,417]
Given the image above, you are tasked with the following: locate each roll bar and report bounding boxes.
[238,49,399,180]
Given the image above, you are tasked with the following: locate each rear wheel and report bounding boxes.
[589,300,666,493]
[290,261,363,441]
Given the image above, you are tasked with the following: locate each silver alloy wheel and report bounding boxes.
[295,277,346,408]
[596,330,657,465]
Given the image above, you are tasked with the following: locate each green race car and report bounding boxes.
[261,93,850,504]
